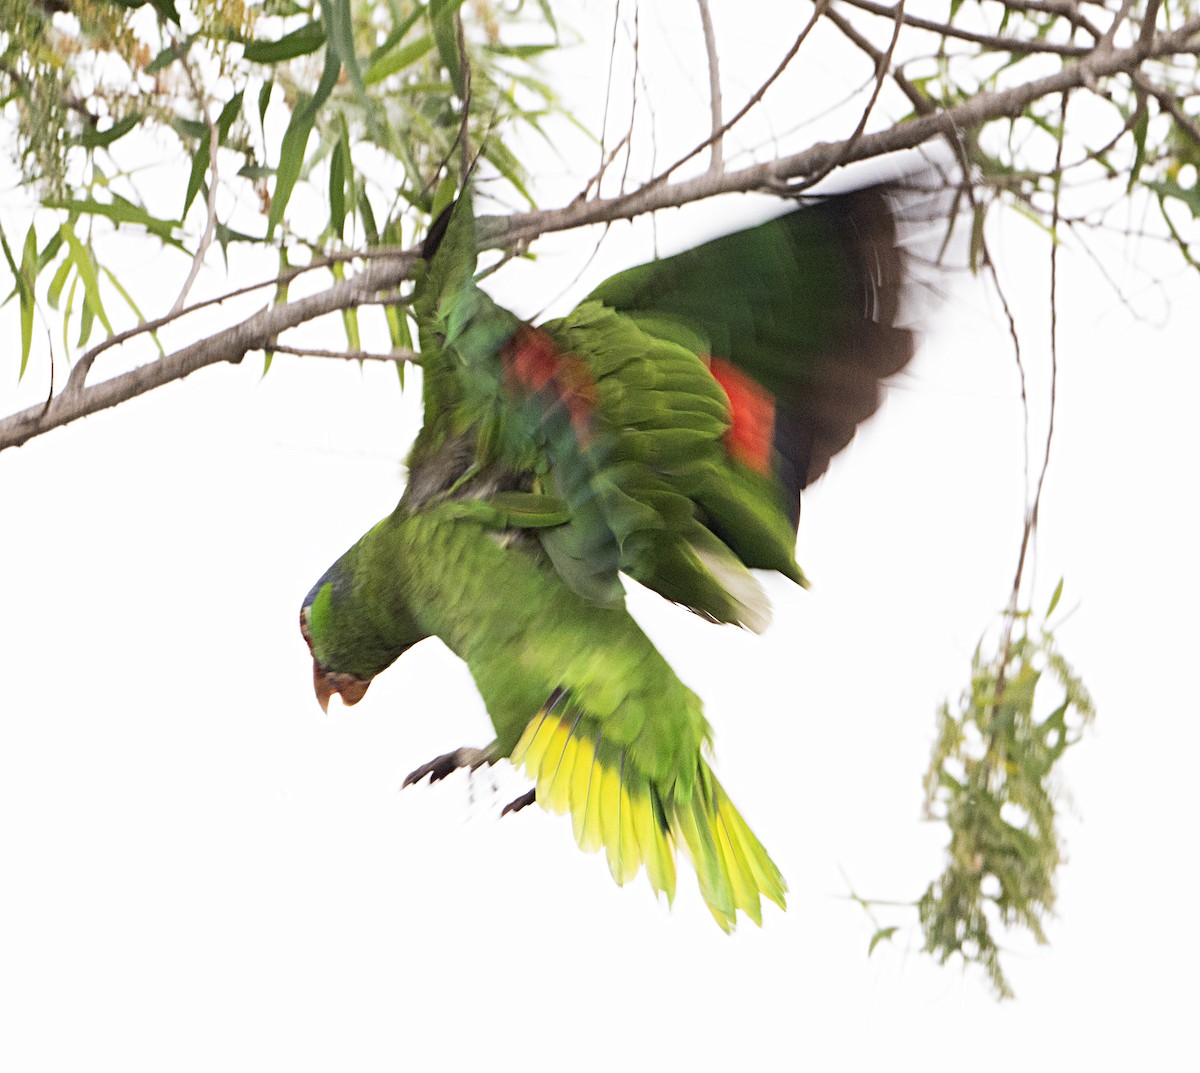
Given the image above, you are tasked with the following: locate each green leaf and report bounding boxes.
[483,42,556,59]
[79,113,141,149]
[264,247,291,376]
[1,224,37,379]
[363,34,435,86]
[59,224,113,338]
[183,91,245,218]
[429,0,466,97]
[243,21,326,64]
[257,80,273,127]
[1046,578,1064,618]
[359,187,379,244]
[145,43,183,74]
[268,48,341,236]
[367,2,426,68]
[868,926,898,956]
[531,0,557,35]
[329,132,348,240]
[1127,103,1149,194]
[77,290,95,348]
[173,117,208,141]
[385,301,413,388]
[45,197,183,247]
[37,231,63,272]
[331,261,361,350]
[18,224,37,377]
[431,174,458,220]
[325,0,367,101]
[47,253,73,309]
[1147,180,1200,217]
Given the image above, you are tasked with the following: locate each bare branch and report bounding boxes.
[644,2,829,192]
[4,15,1199,451]
[696,0,724,174]
[171,55,221,317]
[0,253,418,450]
[485,17,1200,249]
[786,0,907,195]
[825,6,932,117]
[269,343,418,364]
[839,0,1094,56]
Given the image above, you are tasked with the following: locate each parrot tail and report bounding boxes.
[510,692,787,932]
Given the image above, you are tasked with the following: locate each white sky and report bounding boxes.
[2,4,1198,1069]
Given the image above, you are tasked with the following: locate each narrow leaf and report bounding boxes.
[363,35,435,85]
[268,49,340,236]
[429,0,466,97]
[60,224,113,336]
[1046,578,1064,618]
[44,197,182,244]
[243,21,326,64]
[80,113,141,149]
[325,0,367,100]
[868,926,899,956]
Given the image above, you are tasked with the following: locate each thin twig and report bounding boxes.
[696,0,724,175]
[7,17,1200,450]
[1133,69,1200,147]
[171,50,221,316]
[1,251,419,449]
[269,343,418,363]
[786,0,906,195]
[839,0,1093,57]
[640,1,830,194]
[824,6,931,117]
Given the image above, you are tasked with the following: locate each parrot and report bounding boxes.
[299,183,915,930]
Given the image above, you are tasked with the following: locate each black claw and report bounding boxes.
[500,789,537,816]
[403,749,469,788]
[402,746,493,788]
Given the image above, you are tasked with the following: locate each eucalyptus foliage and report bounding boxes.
[920,583,1095,998]
[1,0,561,368]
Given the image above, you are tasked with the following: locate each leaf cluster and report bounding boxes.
[1,0,563,377]
[919,582,1095,998]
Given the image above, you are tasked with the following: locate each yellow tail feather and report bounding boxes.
[511,697,786,931]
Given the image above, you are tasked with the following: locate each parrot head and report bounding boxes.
[298,541,426,712]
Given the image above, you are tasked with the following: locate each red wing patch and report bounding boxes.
[501,327,599,444]
[709,357,776,475]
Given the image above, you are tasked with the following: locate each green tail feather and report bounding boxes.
[511,693,786,932]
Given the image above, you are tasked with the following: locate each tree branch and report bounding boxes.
[696,0,724,174]
[269,342,417,363]
[484,16,1200,248]
[3,15,1197,451]
[0,253,417,450]
[838,0,1094,56]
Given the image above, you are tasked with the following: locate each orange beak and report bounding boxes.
[312,660,371,713]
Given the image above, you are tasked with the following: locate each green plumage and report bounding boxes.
[300,184,915,928]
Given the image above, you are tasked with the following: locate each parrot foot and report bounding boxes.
[402,746,494,788]
[501,789,537,816]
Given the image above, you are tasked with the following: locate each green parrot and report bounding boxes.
[300,185,914,930]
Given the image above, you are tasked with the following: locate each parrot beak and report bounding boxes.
[312,659,371,713]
